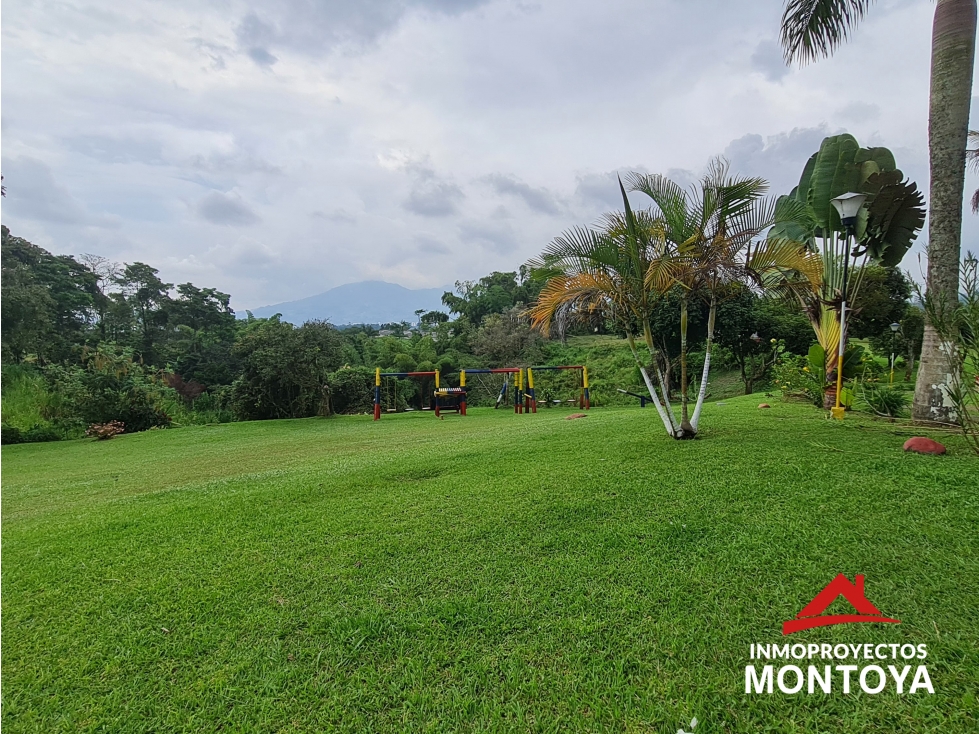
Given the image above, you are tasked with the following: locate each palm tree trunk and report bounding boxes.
[690,293,716,431]
[626,332,677,436]
[914,0,976,423]
[677,294,694,437]
[644,321,679,428]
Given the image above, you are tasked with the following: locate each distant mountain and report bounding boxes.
[244,281,450,326]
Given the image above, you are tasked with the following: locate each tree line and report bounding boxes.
[2,207,919,445]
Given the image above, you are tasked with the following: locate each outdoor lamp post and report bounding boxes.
[889,322,901,384]
[829,192,867,420]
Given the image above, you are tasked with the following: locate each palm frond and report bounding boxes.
[528,273,617,332]
[748,237,823,289]
[780,0,875,65]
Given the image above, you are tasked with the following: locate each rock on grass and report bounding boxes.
[903,437,946,455]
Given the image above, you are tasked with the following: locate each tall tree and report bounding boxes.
[528,186,681,437]
[1,226,97,362]
[763,134,924,382]
[114,262,172,365]
[779,0,977,422]
[968,130,979,212]
[79,253,121,341]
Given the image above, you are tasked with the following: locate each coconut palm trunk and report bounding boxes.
[914,0,977,423]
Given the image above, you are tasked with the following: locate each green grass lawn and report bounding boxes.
[2,398,977,732]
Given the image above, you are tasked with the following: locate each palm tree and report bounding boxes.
[628,159,788,433]
[780,0,976,423]
[529,179,682,437]
[530,167,817,439]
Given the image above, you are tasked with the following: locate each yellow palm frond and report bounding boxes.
[528,272,620,332]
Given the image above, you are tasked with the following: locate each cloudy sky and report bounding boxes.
[3,0,978,311]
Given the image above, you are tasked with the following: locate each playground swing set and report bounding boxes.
[372,365,590,420]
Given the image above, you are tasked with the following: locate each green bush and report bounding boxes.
[772,353,823,406]
[1,364,69,430]
[1,424,23,444]
[859,383,910,418]
[329,367,375,415]
[46,347,173,433]
[22,424,62,443]
[230,319,342,420]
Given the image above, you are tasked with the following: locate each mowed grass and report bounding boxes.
[2,398,978,733]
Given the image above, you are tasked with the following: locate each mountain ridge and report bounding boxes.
[243,280,451,326]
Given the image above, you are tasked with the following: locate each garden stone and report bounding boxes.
[903,437,946,455]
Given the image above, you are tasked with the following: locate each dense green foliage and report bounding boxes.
[230,318,344,420]
[1,222,920,437]
[440,268,547,325]
[2,400,975,732]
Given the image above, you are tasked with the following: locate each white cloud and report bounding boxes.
[0,0,961,309]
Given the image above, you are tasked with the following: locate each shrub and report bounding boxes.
[21,424,62,443]
[1,363,73,433]
[328,367,375,414]
[86,421,126,440]
[1,424,23,444]
[858,383,910,418]
[772,353,823,406]
[46,346,173,433]
[231,318,342,420]
[190,386,235,423]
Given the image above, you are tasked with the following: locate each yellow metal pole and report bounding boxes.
[831,305,846,421]
[460,369,466,387]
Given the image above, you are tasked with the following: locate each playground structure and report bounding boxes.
[526,365,590,412]
[456,368,523,415]
[373,368,439,420]
[373,365,589,420]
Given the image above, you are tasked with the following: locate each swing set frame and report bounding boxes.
[373,368,440,420]
[372,365,590,420]
[525,365,590,412]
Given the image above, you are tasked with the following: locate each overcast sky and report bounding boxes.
[3,0,978,311]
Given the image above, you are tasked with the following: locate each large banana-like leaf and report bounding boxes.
[747,236,822,290]
[855,146,897,173]
[863,175,926,267]
[774,133,922,270]
[794,152,818,205]
[806,134,862,232]
[815,304,840,371]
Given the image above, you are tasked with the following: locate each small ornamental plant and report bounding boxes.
[85,421,125,440]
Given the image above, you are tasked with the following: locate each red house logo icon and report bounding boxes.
[783,574,901,635]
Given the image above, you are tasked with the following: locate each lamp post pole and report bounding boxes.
[829,193,867,421]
